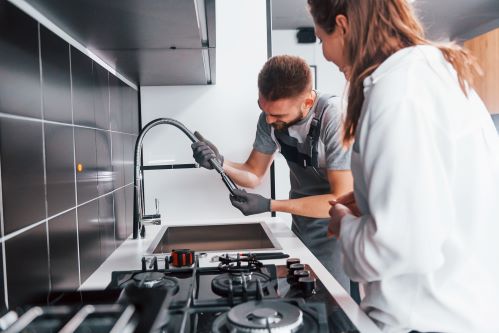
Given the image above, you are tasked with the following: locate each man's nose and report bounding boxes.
[266,115,276,124]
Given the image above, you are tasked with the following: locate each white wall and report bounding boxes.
[140,0,271,222]
[271,30,347,220]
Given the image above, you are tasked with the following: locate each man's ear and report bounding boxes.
[303,93,315,110]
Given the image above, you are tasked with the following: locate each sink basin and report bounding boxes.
[147,222,282,254]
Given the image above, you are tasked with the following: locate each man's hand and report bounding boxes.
[230,188,271,216]
[191,131,224,169]
[330,191,360,216]
[327,202,352,239]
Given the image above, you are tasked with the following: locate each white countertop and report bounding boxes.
[80,216,381,333]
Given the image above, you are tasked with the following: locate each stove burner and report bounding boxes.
[212,300,304,333]
[120,272,179,293]
[212,272,271,297]
[217,254,263,274]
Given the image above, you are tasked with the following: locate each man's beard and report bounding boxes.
[272,112,305,131]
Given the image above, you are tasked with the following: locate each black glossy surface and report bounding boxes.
[114,188,127,244]
[0,244,5,314]
[93,63,110,130]
[5,223,49,309]
[48,209,79,291]
[99,194,116,260]
[0,118,46,234]
[44,123,76,216]
[74,127,98,204]
[96,130,112,195]
[123,135,136,186]
[122,85,134,134]
[111,132,124,190]
[124,185,134,237]
[77,200,101,283]
[131,89,139,134]
[0,2,41,119]
[22,0,214,85]
[40,26,72,123]
[71,47,95,127]
[109,74,123,133]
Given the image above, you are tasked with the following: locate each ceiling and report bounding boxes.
[21,0,216,86]
[271,0,499,41]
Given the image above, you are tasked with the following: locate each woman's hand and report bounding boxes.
[331,191,360,217]
[327,202,352,239]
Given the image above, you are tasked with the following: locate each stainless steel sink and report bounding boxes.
[146,222,282,254]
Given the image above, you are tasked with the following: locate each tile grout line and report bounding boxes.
[0,112,138,137]
[70,44,82,289]
[38,23,53,294]
[0,183,134,244]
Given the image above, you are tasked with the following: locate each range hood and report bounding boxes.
[10,0,216,86]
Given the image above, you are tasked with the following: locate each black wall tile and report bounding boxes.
[0,244,6,315]
[74,127,98,204]
[5,223,49,309]
[99,194,115,259]
[109,74,123,133]
[71,47,95,127]
[94,63,110,130]
[111,132,124,190]
[123,135,136,186]
[122,86,134,134]
[114,188,127,244]
[77,200,101,283]
[96,130,112,196]
[124,185,134,237]
[48,210,79,291]
[45,123,75,216]
[131,89,140,134]
[0,2,41,119]
[0,118,46,234]
[40,27,71,123]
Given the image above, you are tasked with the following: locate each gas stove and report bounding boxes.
[0,253,359,333]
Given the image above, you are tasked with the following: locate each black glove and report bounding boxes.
[191,131,224,170]
[230,188,271,216]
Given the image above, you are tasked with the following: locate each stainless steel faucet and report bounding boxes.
[133,118,238,239]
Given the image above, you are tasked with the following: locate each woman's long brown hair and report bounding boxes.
[308,0,482,144]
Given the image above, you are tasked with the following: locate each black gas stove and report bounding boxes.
[0,254,359,333]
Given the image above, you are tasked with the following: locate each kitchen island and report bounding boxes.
[80,216,381,333]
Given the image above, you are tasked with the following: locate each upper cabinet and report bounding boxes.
[19,0,216,86]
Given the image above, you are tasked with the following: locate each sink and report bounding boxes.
[147,222,282,254]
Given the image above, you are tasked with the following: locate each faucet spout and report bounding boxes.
[133,118,238,239]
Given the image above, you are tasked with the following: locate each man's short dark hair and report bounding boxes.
[258,55,312,101]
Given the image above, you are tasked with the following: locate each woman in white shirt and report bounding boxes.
[307,0,499,332]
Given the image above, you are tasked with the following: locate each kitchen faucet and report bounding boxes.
[133,118,239,239]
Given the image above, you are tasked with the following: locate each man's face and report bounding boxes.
[258,92,313,131]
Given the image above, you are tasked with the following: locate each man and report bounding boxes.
[192,55,353,292]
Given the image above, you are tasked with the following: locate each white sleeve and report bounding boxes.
[340,99,453,283]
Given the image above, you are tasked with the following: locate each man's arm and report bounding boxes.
[270,170,353,218]
[223,149,274,188]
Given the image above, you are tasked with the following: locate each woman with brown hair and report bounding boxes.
[307,0,499,332]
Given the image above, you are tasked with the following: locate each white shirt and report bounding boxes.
[340,45,499,333]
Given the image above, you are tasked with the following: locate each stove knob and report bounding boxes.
[164,255,170,270]
[299,277,316,297]
[141,257,147,272]
[293,269,310,281]
[288,263,305,276]
[286,258,300,269]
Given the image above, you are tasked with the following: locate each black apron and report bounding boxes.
[273,94,351,294]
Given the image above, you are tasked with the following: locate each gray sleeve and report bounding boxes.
[321,99,352,170]
[253,112,278,154]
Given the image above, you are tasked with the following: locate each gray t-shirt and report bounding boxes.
[253,91,351,197]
